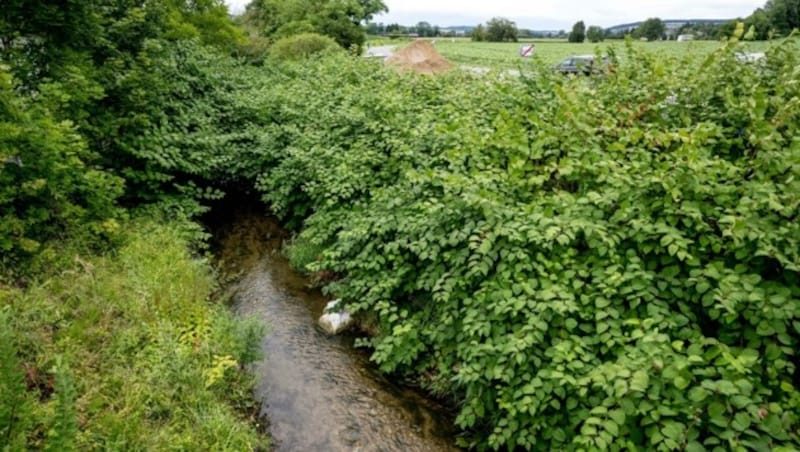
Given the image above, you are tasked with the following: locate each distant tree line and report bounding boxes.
[715,0,799,40]
[366,22,448,37]
[367,19,574,41]
[370,0,799,45]
[602,0,798,42]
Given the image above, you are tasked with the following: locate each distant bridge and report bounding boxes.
[605,19,731,35]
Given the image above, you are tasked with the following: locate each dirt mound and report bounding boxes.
[386,40,453,75]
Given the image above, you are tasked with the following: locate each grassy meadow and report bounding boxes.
[371,38,777,69]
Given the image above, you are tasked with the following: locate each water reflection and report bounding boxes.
[216,213,458,452]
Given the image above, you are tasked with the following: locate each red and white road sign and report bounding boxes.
[520,44,536,57]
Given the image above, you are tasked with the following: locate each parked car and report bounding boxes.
[554,55,611,75]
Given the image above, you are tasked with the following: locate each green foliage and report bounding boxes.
[0,3,267,448]
[0,221,267,450]
[3,0,800,449]
[241,38,800,450]
[484,18,519,43]
[285,235,326,273]
[0,308,33,451]
[569,20,586,43]
[86,39,251,211]
[45,358,77,452]
[1,0,250,224]
[243,0,387,51]
[270,33,342,61]
[0,67,123,272]
[635,17,667,41]
[0,0,243,75]
[764,0,800,36]
[587,25,605,43]
[162,0,246,50]
[471,24,487,42]
[746,9,774,40]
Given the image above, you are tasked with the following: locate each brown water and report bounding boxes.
[216,212,459,452]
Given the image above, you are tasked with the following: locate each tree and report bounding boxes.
[471,24,487,42]
[764,0,800,36]
[485,17,518,42]
[636,17,666,41]
[568,20,586,43]
[415,21,434,37]
[243,0,388,50]
[745,9,772,40]
[586,25,604,42]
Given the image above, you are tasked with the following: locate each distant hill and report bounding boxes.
[606,19,731,34]
[440,25,563,36]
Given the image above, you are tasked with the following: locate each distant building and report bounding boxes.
[677,34,694,42]
[439,26,471,37]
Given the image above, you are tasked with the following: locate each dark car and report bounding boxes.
[554,55,610,75]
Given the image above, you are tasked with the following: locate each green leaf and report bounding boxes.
[708,402,728,427]
[631,371,649,393]
[688,387,708,402]
[608,409,625,426]
[674,376,691,390]
[565,318,578,330]
[686,441,705,452]
[603,419,619,436]
[731,412,750,432]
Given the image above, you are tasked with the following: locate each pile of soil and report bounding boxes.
[386,40,453,75]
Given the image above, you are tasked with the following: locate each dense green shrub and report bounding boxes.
[0,67,122,272]
[1,3,270,448]
[246,39,800,450]
[83,39,273,217]
[2,1,253,222]
[0,221,266,450]
[3,2,799,447]
[270,33,342,61]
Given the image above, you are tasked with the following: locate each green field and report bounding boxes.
[427,39,774,69]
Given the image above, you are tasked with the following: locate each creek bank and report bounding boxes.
[210,208,460,451]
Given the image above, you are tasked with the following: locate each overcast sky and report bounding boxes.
[224,0,764,30]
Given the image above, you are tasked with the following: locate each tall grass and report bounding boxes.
[0,221,267,450]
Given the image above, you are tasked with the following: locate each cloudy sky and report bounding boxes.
[224,0,763,29]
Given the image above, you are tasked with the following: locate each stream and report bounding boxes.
[215,210,459,452]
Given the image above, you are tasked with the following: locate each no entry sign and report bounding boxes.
[520,44,536,57]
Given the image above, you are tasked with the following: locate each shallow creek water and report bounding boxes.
[215,211,459,452]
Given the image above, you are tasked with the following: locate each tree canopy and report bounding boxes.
[568,20,586,43]
[485,17,519,42]
[471,24,487,42]
[635,17,666,41]
[764,0,800,35]
[722,0,799,39]
[242,0,387,50]
[586,25,605,43]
